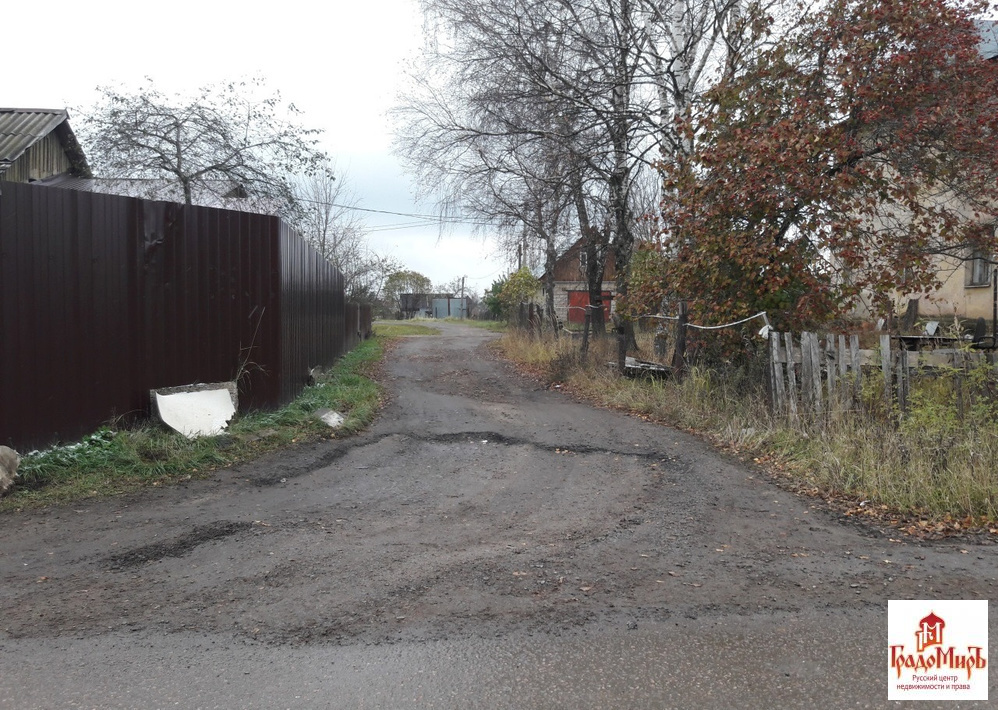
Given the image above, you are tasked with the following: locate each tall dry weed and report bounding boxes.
[497,329,998,519]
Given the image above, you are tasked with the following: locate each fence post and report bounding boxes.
[770,332,786,415]
[850,334,861,408]
[784,332,799,421]
[897,348,910,416]
[837,334,849,403]
[880,334,892,412]
[671,301,688,374]
[654,314,668,359]
[807,332,823,416]
[956,347,966,422]
[801,332,814,411]
[825,335,837,410]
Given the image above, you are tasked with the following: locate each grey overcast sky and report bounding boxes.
[5,0,509,295]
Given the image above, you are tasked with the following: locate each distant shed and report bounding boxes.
[543,238,617,325]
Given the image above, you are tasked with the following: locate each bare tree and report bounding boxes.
[77,77,327,214]
[399,0,776,350]
[398,0,647,333]
[292,163,375,301]
[351,254,405,315]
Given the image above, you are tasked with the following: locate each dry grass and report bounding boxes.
[496,328,998,524]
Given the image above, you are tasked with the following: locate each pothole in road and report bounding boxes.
[104,520,255,570]
[422,431,670,462]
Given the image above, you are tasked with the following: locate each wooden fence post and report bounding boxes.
[825,335,837,409]
[880,334,892,412]
[850,334,861,408]
[770,332,786,415]
[784,332,799,421]
[801,332,814,411]
[808,332,823,415]
[800,332,823,415]
[897,348,910,416]
[838,334,849,403]
[671,301,688,374]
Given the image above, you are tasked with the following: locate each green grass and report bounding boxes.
[373,321,441,337]
[443,317,507,331]
[2,337,386,511]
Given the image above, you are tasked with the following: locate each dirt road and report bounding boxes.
[1,321,995,708]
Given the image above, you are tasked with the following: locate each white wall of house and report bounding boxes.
[854,251,995,323]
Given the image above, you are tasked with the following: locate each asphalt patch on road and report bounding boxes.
[420,430,671,462]
[104,520,254,570]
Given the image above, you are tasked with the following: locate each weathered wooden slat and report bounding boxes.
[880,334,892,410]
[838,334,848,402]
[806,332,823,415]
[811,333,824,414]
[826,335,837,407]
[801,332,814,409]
[784,332,799,420]
[897,349,910,415]
[770,333,786,415]
[850,334,861,406]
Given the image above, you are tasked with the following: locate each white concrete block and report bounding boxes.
[315,408,345,429]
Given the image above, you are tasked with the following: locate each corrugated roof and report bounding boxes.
[0,108,69,168]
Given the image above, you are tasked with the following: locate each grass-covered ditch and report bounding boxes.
[2,336,387,511]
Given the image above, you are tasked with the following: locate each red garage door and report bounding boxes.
[567,291,612,324]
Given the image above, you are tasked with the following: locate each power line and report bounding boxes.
[296,195,492,226]
[365,221,446,233]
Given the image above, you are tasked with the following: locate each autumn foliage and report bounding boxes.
[635,0,998,331]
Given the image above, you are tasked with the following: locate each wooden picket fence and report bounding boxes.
[766,332,994,420]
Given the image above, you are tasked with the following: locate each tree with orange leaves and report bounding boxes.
[632,0,998,332]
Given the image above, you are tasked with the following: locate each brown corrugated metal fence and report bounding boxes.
[0,181,372,452]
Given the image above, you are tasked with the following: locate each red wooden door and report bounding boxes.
[567,291,612,324]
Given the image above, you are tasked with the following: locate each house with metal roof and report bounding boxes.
[0,108,91,183]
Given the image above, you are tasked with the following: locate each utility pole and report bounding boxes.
[461,276,466,318]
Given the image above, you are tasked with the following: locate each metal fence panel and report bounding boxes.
[1,185,137,449]
[1,182,372,452]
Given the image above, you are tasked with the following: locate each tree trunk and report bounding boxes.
[544,228,559,336]
[572,161,608,338]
